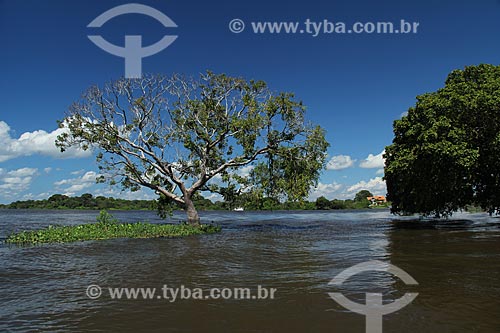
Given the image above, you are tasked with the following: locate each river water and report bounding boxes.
[0,209,499,332]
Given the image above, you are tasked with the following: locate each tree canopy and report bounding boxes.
[385,64,500,217]
[56,72,329,225]
[354,190,373,202]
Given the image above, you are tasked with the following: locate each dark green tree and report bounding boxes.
[330,199,346,209]
[57,72,329,225]
[385,64,500,217]
[315,196,331,210]
[47,194,69,208]
[354,190,373,202]
[80,193,96,208]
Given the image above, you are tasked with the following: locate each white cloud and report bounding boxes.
[375,168,384,175]
[22,193,34,200]
[346,177,386,195]
[44,167,52,174]
[210,173,223,182]
[6,167,38,177]
[359,150,385,169]
[0,121,91,163]
[206,165,254,188]
[54,171,100,196]
[35,192,54,200]
[326,155,355,170]
[236,165,254,177]
[0,167,38,198]
[202,192,223,202]
[309,182,344,200]
[53,171,158,200]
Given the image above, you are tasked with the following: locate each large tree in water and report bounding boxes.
[57,72,329,225]
[385,64,500,217]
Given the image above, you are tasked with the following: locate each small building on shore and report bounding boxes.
[366,195,387,206]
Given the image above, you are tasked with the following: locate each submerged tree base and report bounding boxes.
[6,211,220,245]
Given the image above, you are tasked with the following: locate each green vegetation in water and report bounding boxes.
[6,211,221,245]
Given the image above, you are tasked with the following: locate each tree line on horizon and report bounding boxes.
[0,190,384,211]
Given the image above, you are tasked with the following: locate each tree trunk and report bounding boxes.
[184,196,200,226]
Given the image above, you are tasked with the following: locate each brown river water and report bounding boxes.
[0,209,499,332]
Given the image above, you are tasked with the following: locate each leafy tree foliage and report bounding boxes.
[354,190,373,202]
[385,64,500,217]
[329,199,347,209]
[56,72,329,225]
[315,196,331,210]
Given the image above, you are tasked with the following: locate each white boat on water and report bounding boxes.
[233,207,244,211]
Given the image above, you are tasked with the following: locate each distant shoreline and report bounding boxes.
[0,206,389,212]
[0,193,391,212]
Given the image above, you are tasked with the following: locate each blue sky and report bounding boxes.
[1,0,500,203]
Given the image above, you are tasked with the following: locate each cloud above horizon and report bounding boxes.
[326,155,355,170]
[0,167,38,199]
[309,182,344,200]
[359,150,385,169]
[54,171,101,196]
[0,121,91,163]
[346,176,386,195]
